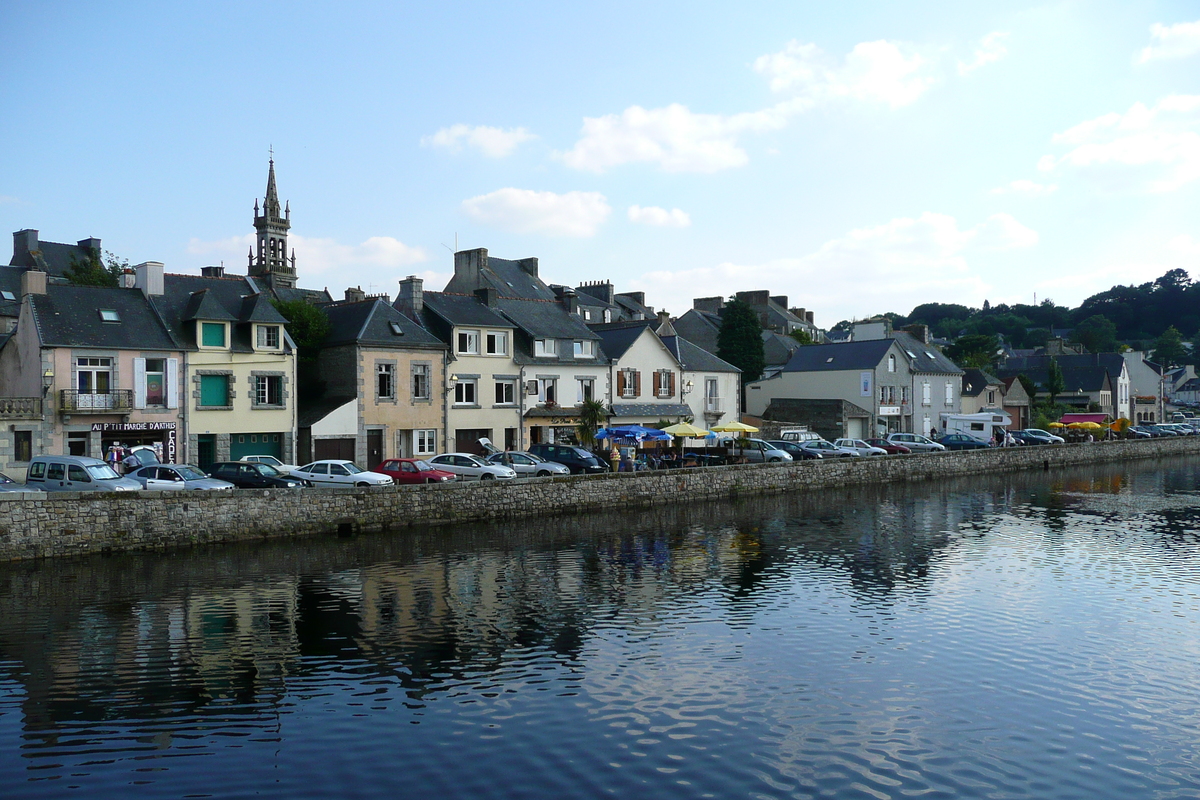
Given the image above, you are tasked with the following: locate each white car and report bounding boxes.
[484,451,570,477]
[428,453,517,481]
[239,455,301,474]
[291,460,394,487]
[834,438,888,456]
[886,433,946,452]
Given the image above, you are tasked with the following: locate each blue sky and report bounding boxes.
[3,1,1199,326]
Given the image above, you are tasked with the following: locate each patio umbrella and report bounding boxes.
[711,421,759,433]
[1048,422,1066,428]
[1067,422,1087,429]
[1081,421,1104,430]
[663,422,711,438]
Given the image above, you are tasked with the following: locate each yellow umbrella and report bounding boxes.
[711,421,760,433]
[1081,421,1104,430]
[1048,422,1066,428]
[663,422,711,438]
[1067,422,1087,429]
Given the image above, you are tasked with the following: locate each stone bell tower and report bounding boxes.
[249,156,297,289]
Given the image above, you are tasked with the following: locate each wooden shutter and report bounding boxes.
[668,372,676,397]
[633,371,641,397]
[617,370,626,396]
[133,359,146,408]
[166,358,179,409]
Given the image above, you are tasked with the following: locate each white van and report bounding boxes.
[778,429,823,443]
[26,455,143,492]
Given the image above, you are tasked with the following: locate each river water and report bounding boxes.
[2,457,1200,799]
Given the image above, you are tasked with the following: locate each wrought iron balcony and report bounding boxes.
[704,397,725,414]
[0,397,42,419]
[59,389,134,414]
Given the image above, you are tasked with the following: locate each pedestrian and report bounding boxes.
[106,444,121,471]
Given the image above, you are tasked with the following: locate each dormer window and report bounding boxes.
[99,309,120,323]
[256,324,280,349]
[573,340,595,358]
[534,339,556,358]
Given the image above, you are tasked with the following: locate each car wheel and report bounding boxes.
[481,473,495,480]
[769,457,782,463]
[536,470,551,477]
[356,481,370,487]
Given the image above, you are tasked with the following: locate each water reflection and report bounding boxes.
[2,457,1200,798]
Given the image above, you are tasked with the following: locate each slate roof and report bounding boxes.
[610,402,693,417]
[28,285,177,350]
[420,292,515,329]
[0,270,21,319]
[152,274,284,352]
[591,322,653,361]
[995,365,1112,393]
[891,331,963,375]
[763,331,801,366]
[322,298,445,349]
[8,239,96,278]
[614,293,654,319]
[444,256,556,301]
[659,335,740,374]
[671,309,721,354]
[496,297,598,342]
[780,338,897,373]
[266,284,335,305]
[961,368,1002,397]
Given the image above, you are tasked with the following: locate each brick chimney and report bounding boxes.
[396,275,424,320]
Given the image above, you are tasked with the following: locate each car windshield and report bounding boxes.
[412,460,435,471]
[464,456,486,467]
[257,464,284,477]
[342,463,365,474]
[87,464,123,480]
[177,466,207,480]
[256,457,282,466]
[0,474,12,484]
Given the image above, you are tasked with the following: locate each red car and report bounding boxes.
[376,458,457,484]
[864,438,912,455]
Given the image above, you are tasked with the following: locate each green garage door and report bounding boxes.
[229,432,283,462]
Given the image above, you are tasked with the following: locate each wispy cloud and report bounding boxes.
[461,188,611,237]
[627,205,691,228]
[958,31,1009,75]
[991,179,1058,196]
[421,124,537,157]
[755,39,939,107]
[1137,20,1200,63]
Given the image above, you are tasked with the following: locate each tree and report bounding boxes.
[788,329,815,346]
[272,299,332,401]
[717,298,765,385]
[576,399,608,449]
[63,248,128,287]
[1017,373,1038,401]
[1152,325,1188,367]
[1046,358,1065,404]
[944,334,1001,370]
[1071,314,1118,353]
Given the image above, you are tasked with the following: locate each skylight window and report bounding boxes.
[388,321,404,335]
[0,290,14,301]
[99,309,120,322]
[826,357,834,363]
[905,350,916,358]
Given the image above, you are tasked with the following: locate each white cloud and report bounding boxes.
[1137,20,1200,63]
[186,233,427,279]
[461,188,611,237]
[991,179,1058,196]
[627,205,691,228]
[958,31,1009,75]
[754,39,938,107]
[420,124,537,157]
[1038,95,1200,192]
[632,212,1037,322]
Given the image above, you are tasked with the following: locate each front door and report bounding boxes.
[367,429,383,469]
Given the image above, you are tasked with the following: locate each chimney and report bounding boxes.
[791,307,806,322]
[902,324,930,344]
[692,296,724,314]
[454,248,488,288]
[12,229,38,262]
[474,287,499,307]
[618,291,646,307]
[77,237,102,254]
[120,269,136,289]
[557,286,578,314]
[771,295,788,308]
[201,265,225,278]
[736,290,769,306]
[134,261,164,296]
[806,311,814,325]
[20,269,47,296]
[345,286,366,303]
[396,275,424,320]
[655,310,677,337]
[516,257,538,277]
[577,281,615,303]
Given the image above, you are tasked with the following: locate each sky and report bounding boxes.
[2,1,1199,327]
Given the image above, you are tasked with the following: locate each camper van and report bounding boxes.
[938,412,1011,444]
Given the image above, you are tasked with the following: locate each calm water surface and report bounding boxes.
[2,458,1200,799]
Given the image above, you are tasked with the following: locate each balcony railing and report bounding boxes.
[704,397,725,414]
[59,389,134,414]
[0,397,42,419]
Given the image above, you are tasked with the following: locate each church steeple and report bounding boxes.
[251,155,296,289]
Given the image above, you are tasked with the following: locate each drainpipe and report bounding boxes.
[518,365,526,450]
[181,351,189,464]
[442,349,451,454]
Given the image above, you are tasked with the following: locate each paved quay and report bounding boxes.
[1,436,1197,562]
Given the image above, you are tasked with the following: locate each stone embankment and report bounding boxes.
[1,437,1197,562]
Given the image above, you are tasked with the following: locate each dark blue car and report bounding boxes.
[938,433,991,451]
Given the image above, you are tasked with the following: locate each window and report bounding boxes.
[454,380,477,405]
[457,330,480,354]
[583,309,592,321]
[199,374,230,407]
[539,378,557,404]
[495,380,515,405]
[534,339,556,358]
[901,386,910,404]
[145,358,166,406]
[13,431,31,462]
[987,390,995,405]
[415,430,437,455]
[77,357,112,395]
[412,364,430,400]
[888,354,896,372]
[618,368,639,398]
[944,381,954,405]
[574,340,595,358]
[485,331,507,355]
[99,309,120,322]
[922,381,931,406]
[654,370,675,398]
[254,375,283,406]
[577,378,594,403]
[257,325,280,349]
[0,290,13,301]
[201,322,226,347]
[603,309,613,323]
[377,363,395,400]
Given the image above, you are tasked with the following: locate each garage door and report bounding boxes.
[314,438,356,461]
[229,432,283,462]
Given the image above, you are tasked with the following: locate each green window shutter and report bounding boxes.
[201,322,226,347]
[199,374,228,406]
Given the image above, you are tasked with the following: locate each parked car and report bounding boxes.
[765,440,822,460]
[427,453,516,481]
[834,438,888,456]
[485,451,571,477]
[376,458,457,485]
[1009,430,1043,446]
[719,438,793,463]
[291,460,395,487]
[26,455,143,492]
[0,473,43,494]
[208,461,310,489]
[1130,425,1165,438]
[527,444,608,475]
[864,438,911,455]
[238,455,301,474]
[886,433,946,452]
[1124,427,1153,439]
[937,433,991,451]
[778,429,823,444]
[798,440,859,458]
[1022,428,1065,444]
[129,464,235,491]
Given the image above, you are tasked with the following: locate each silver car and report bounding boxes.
[428,453,517,481]
[129,464,235,491]
[485,451,570,477]
[886,433,946,452]
[834,438,888,456]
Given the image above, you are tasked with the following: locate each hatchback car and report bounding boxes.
[527,444,608,475]
[864,438,911,455]
[291,460,394,487]
[719,438,794,463]
[886,433,946,452]
[1022,428,1065,443]
[798,440,859,458]
[376,458,458,484]
[427,453,517,481]
[207,461,310,489]
[765,440,822,460]
[485,451,571,477]
[834,438,888,456]
[129,464,235,490]
[937,433,991,451]
[238,455,301,474]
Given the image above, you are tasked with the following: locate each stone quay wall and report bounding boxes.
[0,437,1197,562]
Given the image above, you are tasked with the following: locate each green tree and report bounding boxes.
[717,298,765,385]
[1071,314,1118,353]
[788,329,815,346]
[63,248,128,287]
[1152,325,1188,367]
[1017,373,1038,402]
[1046,358,1065,404]
[272,300,332,401]
[944,334,1001,370]
[575,398,608,449]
